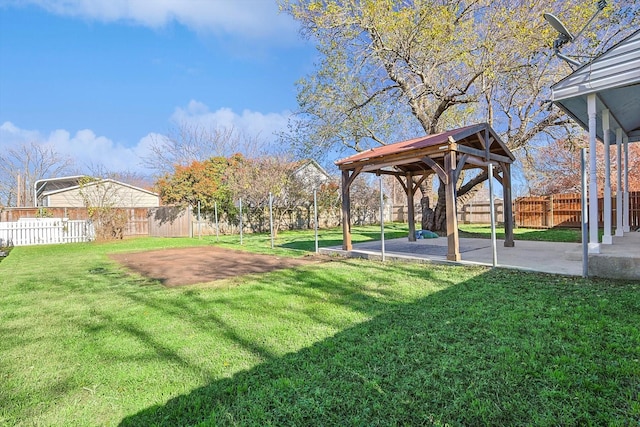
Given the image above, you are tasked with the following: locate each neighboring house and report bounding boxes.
[35,176,160,208]
[292,160,332,190]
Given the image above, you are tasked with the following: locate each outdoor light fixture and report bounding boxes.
[543,0,607,69]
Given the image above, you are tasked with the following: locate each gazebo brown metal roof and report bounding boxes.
[335,122,515,261]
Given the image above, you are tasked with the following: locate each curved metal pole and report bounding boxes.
[488,163,497,267]
[197,200,201,239]
[214,201,219,241]
[314,189,319,254]
[239,198,243,245]
[269,192,274,249]
[581,148,589,278]
[379,176,385,262]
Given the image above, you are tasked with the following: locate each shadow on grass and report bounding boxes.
[111,258,450,366]
[280,230,410,252]
[119,268,640,426]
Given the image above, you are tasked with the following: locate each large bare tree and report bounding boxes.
[280,0,640,231]
[0,142,74,207]
[84,163,155,191]
[141,122,266,177]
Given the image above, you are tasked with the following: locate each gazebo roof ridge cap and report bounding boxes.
[335,122,512,167]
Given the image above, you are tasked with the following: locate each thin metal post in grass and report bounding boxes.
[197,200,201,239]
[581,148,588,277]
[214,201,219,241]
[269,192,274,249]
[488,163,497,267]
[239,198,243,245]
[314,189,319,254]
[379,175,385,261]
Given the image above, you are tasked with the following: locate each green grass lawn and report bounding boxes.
[202,222,583,250]
[1,230,638,426]
[458,224,584,243]
[200,222,410,255]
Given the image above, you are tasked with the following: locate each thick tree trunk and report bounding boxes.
[419,179,434,230]
[421,171,490,233]
[420,195,433,230]
[432,179,447,232]
[418,179,446,232]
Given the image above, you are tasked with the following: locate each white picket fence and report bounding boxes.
[0,218,95,247]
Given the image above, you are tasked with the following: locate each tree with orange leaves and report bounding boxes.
[525,137,640,195]
[155,156,234,216]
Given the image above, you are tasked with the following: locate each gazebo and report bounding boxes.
[551,29,640,253]
[335,123,515,261]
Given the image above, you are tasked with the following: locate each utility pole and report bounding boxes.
[16,174,22,207]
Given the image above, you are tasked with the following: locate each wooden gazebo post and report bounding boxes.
[405,172,417,242]
[444,151,461,261]
[501,162,515,247]
[341,170,352,251]
[341,168,361,251]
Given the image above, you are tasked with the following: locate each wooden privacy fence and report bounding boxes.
[0,207,150,237]
[0,218,95,246]
[2,191,637,241]
[1,207,91,221]
[149,206,192,237]
[514,192,640,228]
[457,200,504,224]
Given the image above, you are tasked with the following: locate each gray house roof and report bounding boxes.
[292,159,332,190]
[551,29,640,142]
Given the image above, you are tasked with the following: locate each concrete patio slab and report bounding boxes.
[321,236,585,276]
[322,233,640,280]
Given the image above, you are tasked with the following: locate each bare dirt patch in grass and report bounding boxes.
[110,246,322,286]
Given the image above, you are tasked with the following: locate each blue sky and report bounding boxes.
[0,0,316,174]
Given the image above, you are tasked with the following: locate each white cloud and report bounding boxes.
[170,100,290,141]
[11,0,300,42]
[0,121,41,142]
[0,103,290,175]
[1,121,145,173]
